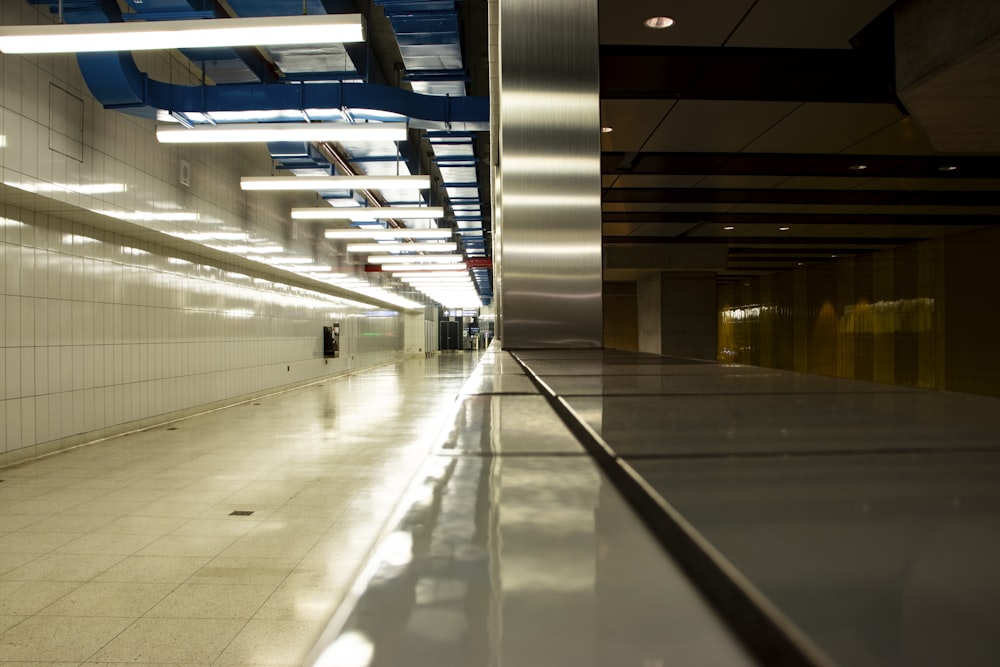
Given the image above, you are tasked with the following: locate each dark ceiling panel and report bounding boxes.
[601,212,999,227]
[603,188,1000,206]
[604,235,914,247]
[598,4,999,282]
[600,46,896,103]
[602,152,1000,178]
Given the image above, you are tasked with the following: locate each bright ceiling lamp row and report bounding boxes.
[0,14,365,53]
[0,12,481,309]
[163,123,448,219]
[396,271,480,309]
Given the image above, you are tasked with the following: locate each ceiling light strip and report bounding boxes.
[241,175,431,191]
[325,229,452,240]
[0,14,365,54]
[345,243,457,253]
[294,206,444,221]
[367,255,464,264]
[384,265,469,273]
[157,123,406,144]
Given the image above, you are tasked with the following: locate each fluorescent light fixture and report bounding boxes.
[293,206,444,221]
[241,175,431,191]
[345,242,457,253]
[401,279,472,286]
[368,255,464,264]
[158,122,405,144]
[385,265,468,273]
[325,229,452,240]
[400,273,470,280]
[0,14,365,54]
[400,272,470,278]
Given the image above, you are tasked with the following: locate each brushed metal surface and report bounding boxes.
[496,0,603,348]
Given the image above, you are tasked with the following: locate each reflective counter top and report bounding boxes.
[304,347,756,667]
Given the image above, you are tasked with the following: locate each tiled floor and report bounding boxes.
[0,353,481,666]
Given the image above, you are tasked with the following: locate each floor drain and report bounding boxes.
[229,510,255,516]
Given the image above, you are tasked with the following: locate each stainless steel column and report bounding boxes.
[494,0,603,348]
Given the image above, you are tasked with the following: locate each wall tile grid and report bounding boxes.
[0,0,412,464]
[718,226,1000,397]
[0,210,406,463]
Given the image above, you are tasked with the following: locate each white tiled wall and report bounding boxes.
[0,0,415,465]
[0,210,406,465]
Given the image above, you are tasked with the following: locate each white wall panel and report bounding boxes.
[0,206,407,463]
[0,0,412,466]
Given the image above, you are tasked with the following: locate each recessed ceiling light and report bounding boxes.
[723,226,735,231]
[601,126,614,134]
[849,164,868,171]
[938,165,958,172]
[779,226,790,231]
[643,16,675,29]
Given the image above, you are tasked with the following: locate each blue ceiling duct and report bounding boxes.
[27,0,492,305]
[28,0,487,130]
[376,0,492,299]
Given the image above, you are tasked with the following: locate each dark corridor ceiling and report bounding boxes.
[598,0,1000,283]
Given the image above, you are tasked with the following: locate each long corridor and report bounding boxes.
[0,353,480,665]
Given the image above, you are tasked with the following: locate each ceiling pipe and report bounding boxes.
[316,141,406,230]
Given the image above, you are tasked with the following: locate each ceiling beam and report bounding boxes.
[602,152,1000,178]
[600,45,896,104]
[603,236,931,247]
[602,187,1000,206]
[601,212,998,226]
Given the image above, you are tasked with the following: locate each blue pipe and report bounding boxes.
[76,51,487,129]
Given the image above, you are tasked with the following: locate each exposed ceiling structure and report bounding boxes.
[599,0,1000,284]
[12,0,1000,307]
[20,0,492,309]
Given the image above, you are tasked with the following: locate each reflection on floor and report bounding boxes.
[0,354,480,666]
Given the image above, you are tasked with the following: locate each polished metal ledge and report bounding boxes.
[306,347,1000,667]
[514,349,1000,667]
[303,346,755,667]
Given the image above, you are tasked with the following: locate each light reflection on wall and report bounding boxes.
[718,246,942,389]
[840,298,935,335]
